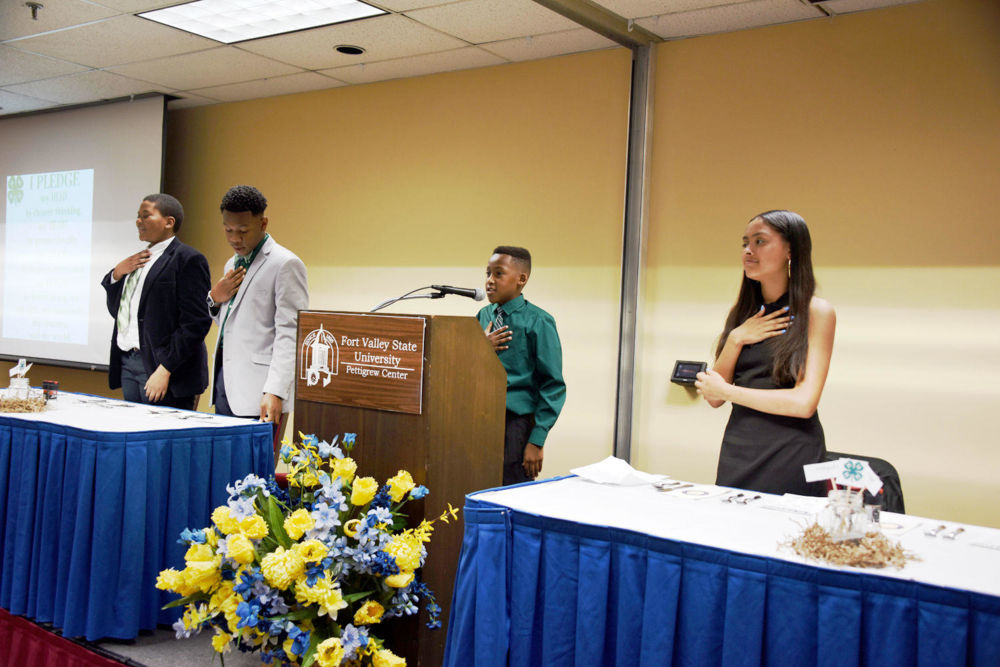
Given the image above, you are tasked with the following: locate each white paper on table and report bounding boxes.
[570,456,666,486]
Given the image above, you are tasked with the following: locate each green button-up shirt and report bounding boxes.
[477,294,566,446]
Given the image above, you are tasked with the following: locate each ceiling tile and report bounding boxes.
[369,0,463,9]
[189,71,348,102]
[820,0,922,14]
[238,13,466,70]
[0,0,119,42]
[320,46,504,85]
[481,28,618,62]
[0,46,88,86]
[406,0,580,44]
[0,89,59,116]
[637,0,823,40]
[12,15,218,69]
[91,0,194,10]
[4,70,163,105]
[591,0,739,20]
[106,47,302,90]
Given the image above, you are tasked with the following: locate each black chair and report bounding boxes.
[825,451,905,514]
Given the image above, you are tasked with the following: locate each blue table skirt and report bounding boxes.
[445,495,1000,667]
[0,416,272,640]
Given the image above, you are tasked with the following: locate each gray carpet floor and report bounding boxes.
[96,628,265,666]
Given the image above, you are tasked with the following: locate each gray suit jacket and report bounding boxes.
[212,235,308,416]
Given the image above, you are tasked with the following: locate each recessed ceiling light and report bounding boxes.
[335,44,365,55]
[140,0,385,44]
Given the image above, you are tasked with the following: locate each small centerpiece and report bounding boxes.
[156,433,457,666]
[1,358,46,412]
[787,458,917,569]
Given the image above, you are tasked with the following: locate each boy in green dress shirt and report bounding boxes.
[477,246,566,485]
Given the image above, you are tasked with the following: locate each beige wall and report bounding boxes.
[635,0,1000,527]
[164,49,633,477]
[15,0,998,527]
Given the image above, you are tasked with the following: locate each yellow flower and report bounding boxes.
[344,518,361,538]
[181,603,210,630]
[284,508,315,541]
[387,470,415,503]
[332,457,358,483]
[226,533,256,565]
[239,514,268,540]
[354,600,385,625]
[156,568,195,596]
[209,581,238,614]
[211,629,232,654]
[294,573,347,616]
[204,527,219,547]
[351,476,378,505]
[293,539,328,563]
[260,546,305,590]
[185,542,215,563]
[211,506,240,535]
[316,637,345,667]
[384,572,414,588]
[384,535,421,572]
[372,647,407,667]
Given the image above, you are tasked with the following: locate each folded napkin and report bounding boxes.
[570,456,666,486]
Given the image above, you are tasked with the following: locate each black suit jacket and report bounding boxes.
[101,237,212,398]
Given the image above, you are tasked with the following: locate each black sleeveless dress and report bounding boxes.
[715,294,828,496]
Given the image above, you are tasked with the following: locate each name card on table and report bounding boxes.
[296,311,426,414]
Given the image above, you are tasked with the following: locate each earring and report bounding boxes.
[787,259,791,279]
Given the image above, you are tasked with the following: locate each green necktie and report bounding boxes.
[116,269,142,331]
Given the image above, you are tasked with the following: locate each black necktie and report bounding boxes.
[494,307,505,330]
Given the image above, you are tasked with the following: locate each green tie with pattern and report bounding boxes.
[116,269,141,331]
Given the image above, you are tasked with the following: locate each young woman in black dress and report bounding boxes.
[695,210,836,496]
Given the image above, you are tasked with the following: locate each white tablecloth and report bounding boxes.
[475,476,1000,597]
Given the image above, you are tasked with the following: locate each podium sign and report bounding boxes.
[296,311,425,414]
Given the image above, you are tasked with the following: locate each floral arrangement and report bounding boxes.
[156,433,458,666]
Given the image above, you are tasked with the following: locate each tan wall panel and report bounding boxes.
[164,49,633,478]
[637,0,1000,527]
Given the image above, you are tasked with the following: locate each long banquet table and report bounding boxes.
[444,476,1000,666]
[0,393,273,640]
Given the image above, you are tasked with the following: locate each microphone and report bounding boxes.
[431,285,485,301]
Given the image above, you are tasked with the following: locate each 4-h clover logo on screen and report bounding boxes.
[7,175,24,205]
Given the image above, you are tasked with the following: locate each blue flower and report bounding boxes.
[286,625,310,657]
[227,495,256,520]
[343,433,357,450]
[176,527,205,545]
[172,617,194,639]
[226,473,270,500]
[341,624,370,659]
[371,550,400,576]
[234,568,264,599]
[410,485,429,500]
[236,600,260,629]
[301,433,319,449]
[317,438,344,460]
[370,485,392,510]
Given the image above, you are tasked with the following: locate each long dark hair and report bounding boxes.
[715,210,816,386]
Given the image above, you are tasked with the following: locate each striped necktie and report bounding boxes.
[494,306,505,330]
[116,269,142,331]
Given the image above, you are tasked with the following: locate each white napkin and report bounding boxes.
[570,456,666,486]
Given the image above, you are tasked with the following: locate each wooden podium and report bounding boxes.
[293,311,505,666]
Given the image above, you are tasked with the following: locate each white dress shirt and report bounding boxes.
[115,236,174,352]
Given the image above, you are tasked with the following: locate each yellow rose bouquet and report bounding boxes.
[156,433,457,667]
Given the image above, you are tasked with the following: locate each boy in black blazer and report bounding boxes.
[100,194,211,410]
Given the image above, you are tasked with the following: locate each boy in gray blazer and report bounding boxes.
[208,185,308,429]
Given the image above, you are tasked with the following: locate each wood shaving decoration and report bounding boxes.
[0,396,47,413]
[785,523,919,569]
